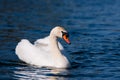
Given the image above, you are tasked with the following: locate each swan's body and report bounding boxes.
[15,26,71,68]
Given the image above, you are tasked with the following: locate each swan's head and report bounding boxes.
[50,26,71,44]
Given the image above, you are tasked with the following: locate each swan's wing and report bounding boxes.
[34,37,49,46]
[34,36,64,51]
[34,36,50,51]
[16,39,42,63]
[58,41,64,50]
[16,39,52,66]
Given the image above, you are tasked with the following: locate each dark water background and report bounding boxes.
[0,0,120,80]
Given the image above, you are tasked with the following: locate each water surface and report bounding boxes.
[0,0,120,80]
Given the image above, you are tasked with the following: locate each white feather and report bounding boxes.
[15,26,70,68]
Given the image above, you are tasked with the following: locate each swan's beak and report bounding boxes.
[62,34,71,44]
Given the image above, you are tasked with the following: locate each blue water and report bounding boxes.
[0,0,120,80]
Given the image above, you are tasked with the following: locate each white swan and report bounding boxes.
[15,26,71,68]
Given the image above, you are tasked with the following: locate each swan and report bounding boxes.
[15,26,71,68]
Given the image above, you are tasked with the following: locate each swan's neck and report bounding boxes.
[49,34,69,68]
[49,34,61,56]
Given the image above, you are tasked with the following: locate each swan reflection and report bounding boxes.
[14,66,69,80]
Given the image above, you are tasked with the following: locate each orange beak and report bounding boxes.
[62,34,71,44]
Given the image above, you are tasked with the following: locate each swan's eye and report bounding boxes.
[61,31,69,37]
